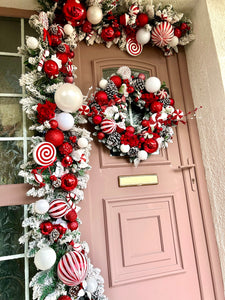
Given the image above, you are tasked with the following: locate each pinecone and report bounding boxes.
[106,132,121,147]
[48,24,58,35]
[132,78,145,92]
[128,147,139,157]
[90,101,101,113]
[105,80,118,99]
[49,229,60,243]
[69,286,80,297]
[160,125,172,138]
[52,179,61,188]
[159,98,171,107]
[57,43,67,53]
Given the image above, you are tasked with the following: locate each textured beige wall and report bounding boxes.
[186,0,225,287]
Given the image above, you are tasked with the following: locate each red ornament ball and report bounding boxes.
[95,90,108,106]
[62,0,87,27]
[43,60,59,79]
[136,13,149,27]
[82,20,92,33]
[45,129,64,147]
[58,142,73,155]
[61,155,73,167]
[150,101,163,113]
[65,209,77,222]
[144,138,158,153]
[110,75,122,88]
[174,28,182,38]
[97,132,105,140]
[126,126,135,134]
[180,22,188,31]
[93,115,103,125]
[49,119,58,129]
[114,30,121,38]
[169,98,175,106]
[141,120,150,127]
[138,73,146,80]
[56,52,68,65]
[40,221,53,235]
[64,76,74,84]
[101,26,115,42]
[61,173,78,191]
[68,51,74,58]
[127,86,135,94]
[67,221,78,231]
[58,296,72,300]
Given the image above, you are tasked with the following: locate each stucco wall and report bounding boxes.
[185,0,225,287]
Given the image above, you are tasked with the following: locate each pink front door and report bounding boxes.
[74,43,224,300]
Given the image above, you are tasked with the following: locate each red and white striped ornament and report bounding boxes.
[172,109,184,121]
[79,105,90,115]
[157,89,168,99]
[66,192,76,209]
[72,243,82,252]
[48,199,68,219]
[33,142,56,166]
[126,38,143,56]
[57,251,88,286]
[129,4,139,16]
[100,119,117,134]
[151,22,174,47]
[37,49,50,71]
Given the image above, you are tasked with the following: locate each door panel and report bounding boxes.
[74,43,219,300]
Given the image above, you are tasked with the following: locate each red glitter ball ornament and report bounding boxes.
[58,296,72,300]
[65,209,77,222]
[62,0,87,27]
[61,155,73,167]
[64,76,74,84]
[95,90,108,105]
[150,101,163,113]
[56,52,68,65]
[61,173,78,191]
[45,129,64,147]
[110,75,122,88]
[93,115,103,125]
[169,98,175,106]
[144,138,158,153]
[43,60,59,79]
[126,126,135,134]
[136,13,149,27]
[67,221,78,231]
[58,142,73,155]
[82,20,92,33]
[101,26,115,42]
[97,132,105,140]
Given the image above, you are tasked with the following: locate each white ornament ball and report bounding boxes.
[136,28,151,45]
[99,79,108,89]
[168,36,179,48]
[64,24,74,35]
[145,77,161,93]
[120,144,130,153]
[34,247,56,270]
[26,37,39,50]
[55,83,83,113]
[56,112,74,131]
[87,6,103,25]
[138,150,148,161]
[86,277,98,293]
[77,137,88,148]
[34,199,49,214]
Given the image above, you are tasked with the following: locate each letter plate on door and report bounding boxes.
[118,174,158,187]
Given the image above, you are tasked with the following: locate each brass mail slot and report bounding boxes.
[118,174,158,187]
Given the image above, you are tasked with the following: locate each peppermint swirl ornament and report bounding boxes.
[151,21,174,47]
[48,199,68,219]
[57,251,88,286]
[33,142,56,166]
[126,38,143,56]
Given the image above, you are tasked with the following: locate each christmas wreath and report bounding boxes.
[16,1,193,300]
[87,66,184,165]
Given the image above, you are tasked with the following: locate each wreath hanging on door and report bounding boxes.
[17,1,193,300]
[87,66,184,165]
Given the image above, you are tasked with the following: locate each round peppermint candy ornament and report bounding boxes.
[126,38,143,56]
[33,142,56,166]
[57,251,88,286]
[151,21,174,47]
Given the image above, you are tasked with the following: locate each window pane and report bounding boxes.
[24,19,38,37]
[0,141,23,185]
[0,97,23,137]
[102,67,150,79]
[0,17,21,53]
[0,56,22,94]
[0,259,25,300]
[0,205,24,256]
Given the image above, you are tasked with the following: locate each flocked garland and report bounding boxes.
[17,1,193,300]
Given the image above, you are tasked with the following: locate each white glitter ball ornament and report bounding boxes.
[99,79,108,89]
[34,247,56,270]
[26,37,39,50]
[120,144,130,153]
[64,24,74,35]
[136,28,151,45]
[77,137,88,148]
[87,6,103,24]
[56,112,74,131]
[34,199,50,214]
[145,77,161,93]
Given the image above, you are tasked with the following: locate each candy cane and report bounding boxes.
[66,192,76,209]
[37,49,50,71]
